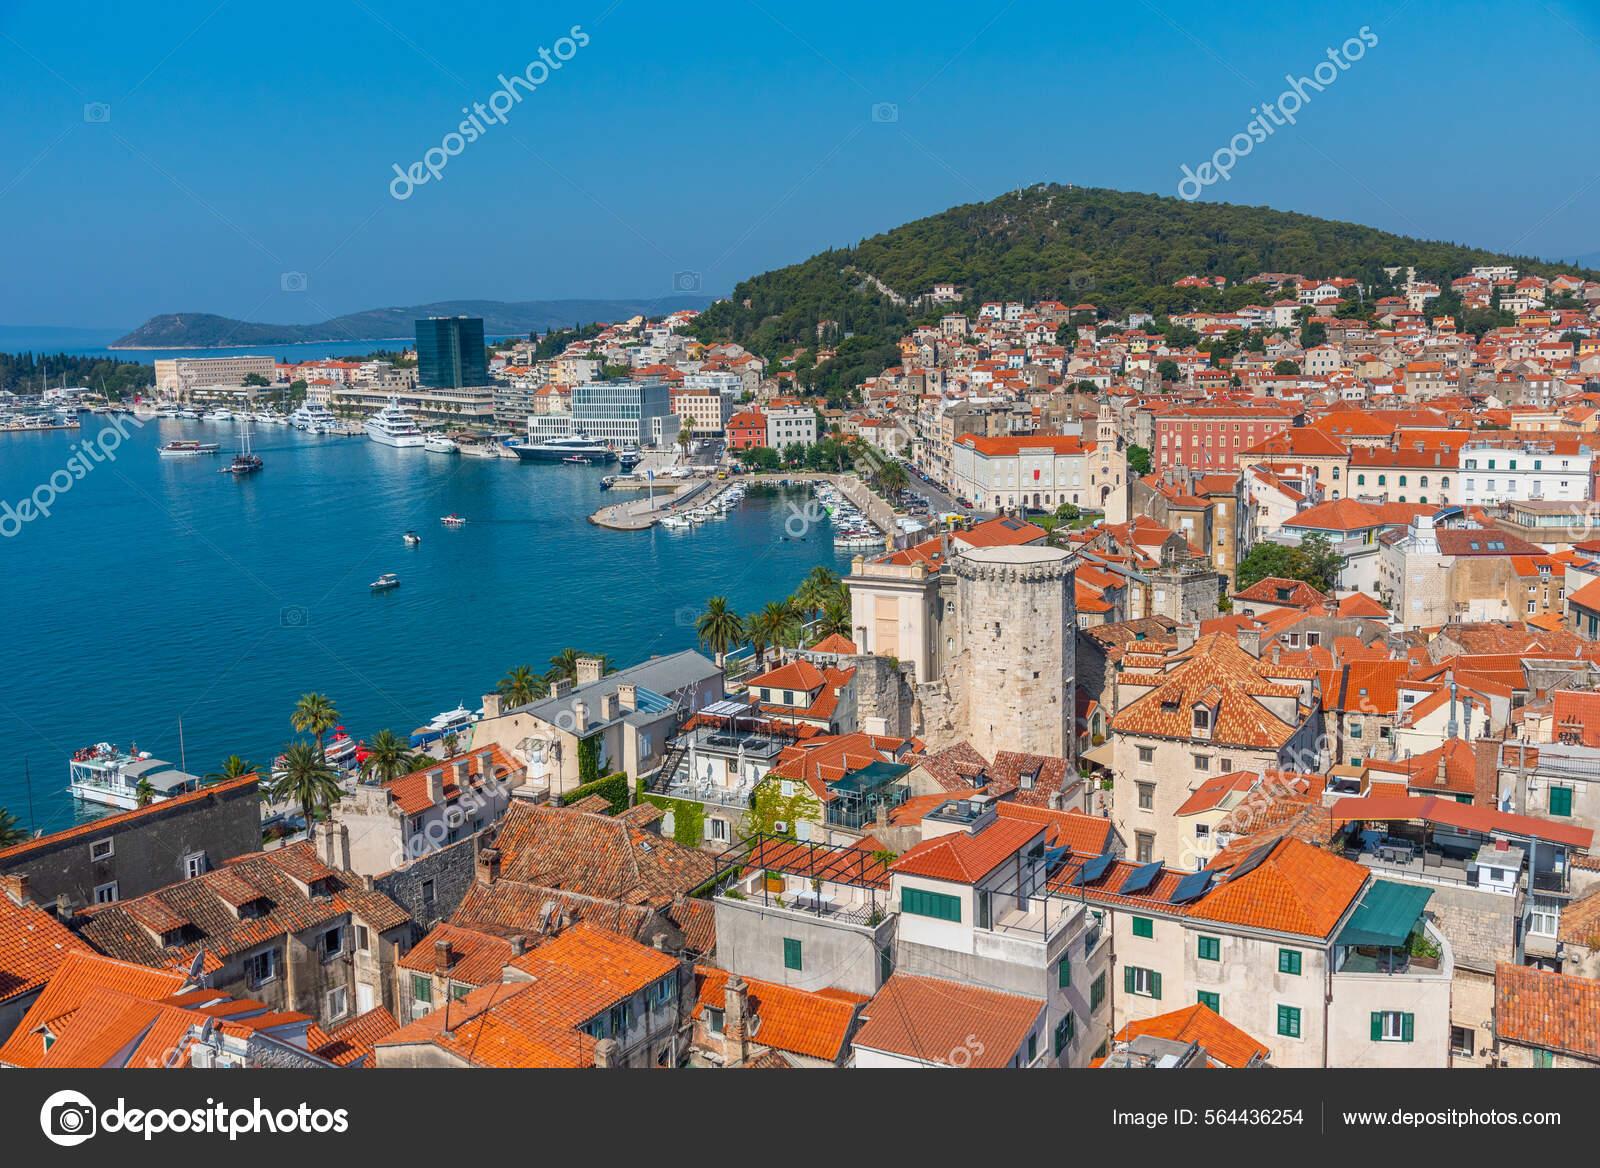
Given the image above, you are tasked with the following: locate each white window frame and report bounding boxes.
[184,852,207,879]
[325,985,349,1021]
[90,838,114,861]
[245,947,278,987]
[93,881,118,903]
[1129,967,1156,996]
[1377,1010,1405,1041]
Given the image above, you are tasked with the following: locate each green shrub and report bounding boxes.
[563,771,630,814]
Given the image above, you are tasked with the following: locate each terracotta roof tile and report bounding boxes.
[1112,1004,1269,1068]
[852,973,1043,1067]
[694,968,860,1062]
[1495,963,1600,1062]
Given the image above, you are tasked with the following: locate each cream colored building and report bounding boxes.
[154,355,278,398]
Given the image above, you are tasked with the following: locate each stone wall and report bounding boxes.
[374,833,481,940]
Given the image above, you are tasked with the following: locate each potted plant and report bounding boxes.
[764,869,784,893]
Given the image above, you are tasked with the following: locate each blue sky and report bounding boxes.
[3,0,1598,329]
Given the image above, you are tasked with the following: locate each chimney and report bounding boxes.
[453,758,471,788]
[477,749,497,786]
[477,846,501,885]
[55,893,69,919]
[653,932,670,951]
[550,677,573,699]
[434,940,453,976]
[426,768,446,806]
[508,934,527,957]
[617,683,638,712]
[1177,622,1198,651]
[1238,627,1263,658]
[327,823,351,871]
[2,874,29,906]
[593,1038,621,1068]
[573,702,589,733]
[575,656,605,686]
[600,693,619,721]
[724,975,751,1065]
[875,802,890,829]
[481,692,504,718]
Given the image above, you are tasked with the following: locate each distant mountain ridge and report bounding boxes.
[110,296,714,349]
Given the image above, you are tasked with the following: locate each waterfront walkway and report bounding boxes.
[589,475,728,530]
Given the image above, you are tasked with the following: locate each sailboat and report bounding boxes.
[227,418,263,475]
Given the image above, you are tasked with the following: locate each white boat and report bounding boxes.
[409,703,478,747]
[660,514,692,529]
[69,743,196,810]
[289,401,337,432]
[159,440,221,457]
[365,397,426,447]
[507,432,618,462]
[324,729,360,769]
[403,530,422,547]
[425,434,459,454]
[370,572,400,592]
[441,513,466,527]
[203,408,234,421]
[175,408,200,420]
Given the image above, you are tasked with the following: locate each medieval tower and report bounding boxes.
[1095,399,1129,525]
[948,544,1077,760]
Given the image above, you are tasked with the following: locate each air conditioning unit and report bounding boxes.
[773,821,787,834]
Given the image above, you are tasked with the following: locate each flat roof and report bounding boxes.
[959,544,1070,566]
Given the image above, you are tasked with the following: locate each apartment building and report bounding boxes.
[764,404,817,449]
[1152,405,1298,474]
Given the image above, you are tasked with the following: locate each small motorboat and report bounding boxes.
[599,475,617,489]
[370,573,400,591]
[441,514,466,527]
[562,455,591,465]
[403,531,422,547]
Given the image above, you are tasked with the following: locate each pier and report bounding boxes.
[588,473,732,530]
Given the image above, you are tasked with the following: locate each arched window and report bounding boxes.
[1358,474,1366,485]
[1420,475,1429,487]
[1332,466,1340,480]
[1398,475,1407,487]
[1378,474,1387,486]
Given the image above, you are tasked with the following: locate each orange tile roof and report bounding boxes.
[399,922,515,986]
[0,893,94,1006]
[312,1006,399,1066]
[993,802,1113,855]
[852,973,1043,1067]
[0,951,187,1068]
[1495,963,1600,1062]
[891,818,1044,884]
[1186,838,1367,939]
[386,745,522,816]
[1112,1003,1269,1068]
[1111,634,1308,749]
[693,968,860,1062]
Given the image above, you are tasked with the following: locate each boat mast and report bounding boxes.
[178,715,188,780]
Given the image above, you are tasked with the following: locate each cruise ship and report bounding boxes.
[289,401,337,432]
[365,398,426,447]
[508,432,618,462]
[69,743,197,810]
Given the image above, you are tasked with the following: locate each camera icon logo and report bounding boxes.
[40,1090,97,1147]
[672,270,701,293]
[870,102,898,123]
[281,271,308,293]
[280,605,309,628]
[83,102,111,124]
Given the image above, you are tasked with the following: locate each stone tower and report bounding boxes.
[948,544,1077,760]
[1094,399,1129,525]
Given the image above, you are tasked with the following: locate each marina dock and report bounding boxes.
[588,474,732,530]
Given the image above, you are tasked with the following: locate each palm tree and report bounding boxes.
[795,566,840,621]
[442,731,461,757]
[268,740,343,830]
[203,755,257,783]
[361,729,415,784]
[291,692,339,760]
[696,596,745,666]
[0,807,28,848]
[746,610,773,672]
[877,459,909,497]
[135,778,156,808]
[754,600,799,666]
[497,664,545,707]
[546,648,582,684]
[815,597,853,642]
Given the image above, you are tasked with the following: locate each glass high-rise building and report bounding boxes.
[415,316,488,388]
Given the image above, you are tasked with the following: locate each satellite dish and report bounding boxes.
[185,950,205,982]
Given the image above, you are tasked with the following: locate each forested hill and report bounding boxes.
[692,184,1597,395]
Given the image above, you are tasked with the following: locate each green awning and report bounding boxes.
[827,761,909,794]
[1337,880,1434,948]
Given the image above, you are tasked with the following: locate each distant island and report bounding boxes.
[110,295,715,349]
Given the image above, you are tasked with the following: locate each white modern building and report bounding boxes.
[1457,438,1594,507]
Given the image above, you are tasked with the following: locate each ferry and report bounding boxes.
[365,397,426,447]
[69,743,196,810]
[370,573,400,592]
[508,432,618,462]
[289,401,337,432]
[159,440,221,457]
[409,703,479,747]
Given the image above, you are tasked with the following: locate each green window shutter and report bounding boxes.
[1550,786,1573,817]
[783,938,802,970]
[1027,1033,1037,1063]
[1371,1012,1383,1041]
[1402,1013,1414,1043]
[1132,916,1153,938]
[1197,991,1219,1012]
[412,974,432,1003]
[1150,971,1162,1000]
[1091,973,1106,1011]
[1279,948,1301,975]
[1124,965,1135,994]
[1198,935,1219,962]
[1278,1005,1300,1038]
[1058,957,1071,988]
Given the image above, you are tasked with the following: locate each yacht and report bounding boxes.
[69,743,195,810]
[289,401,337,432]
[365,398,426,447]
[409,703,478,747]
[508,432,618,462]
[617,446,643,469]
[370,573,400,592]
[203,408,235,422]
[159,439,221,457]
[424,434,459,454]
[175,408,200,420]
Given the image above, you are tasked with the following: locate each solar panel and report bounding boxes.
[1120,861,1163,895]
[1228,838,1279,883]
[1168,869,1214,905]
[1042,846,1073,870]
[1070,852,1114,885]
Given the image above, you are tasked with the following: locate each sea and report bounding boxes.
[0,419,852,836]
[0,329,521,365]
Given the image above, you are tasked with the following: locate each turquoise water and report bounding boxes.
[0,420,849,835]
